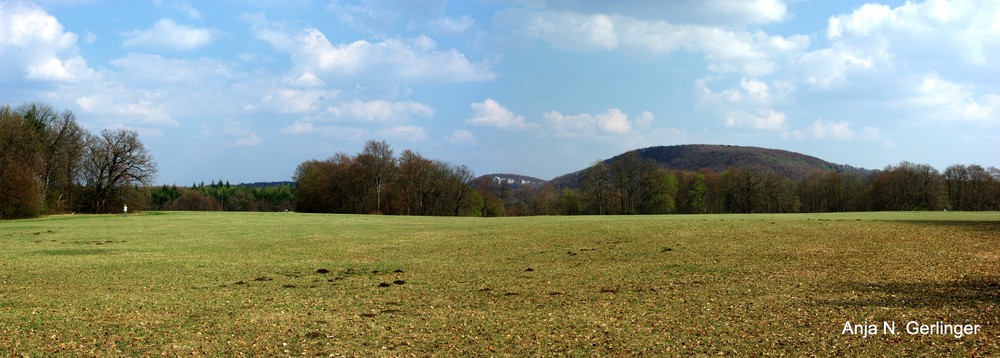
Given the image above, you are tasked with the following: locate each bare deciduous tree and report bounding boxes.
[83,128,157,213]
[356,140,396,214]
[43,110,86,212]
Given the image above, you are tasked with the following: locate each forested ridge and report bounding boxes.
[3,101,999,219]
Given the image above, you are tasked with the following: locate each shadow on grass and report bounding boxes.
[819,276,1000,309]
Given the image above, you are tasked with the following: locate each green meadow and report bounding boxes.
[1,212,997,355]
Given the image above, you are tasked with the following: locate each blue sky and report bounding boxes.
[1,0,998,184]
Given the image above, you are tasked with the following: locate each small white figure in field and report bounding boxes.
[123,204,128,217]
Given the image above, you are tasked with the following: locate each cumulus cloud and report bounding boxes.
[815,0,1000,83]
[544,108,646,137]
[172,1,202,19]
[724,110,786,131]
[445,129,477,145]
[901,74,1000,124]
[784,119,881,141]
[797,47,876,89]
[805,119,853,140]
[76,92,178,127]
[326,0,447,34]
[280,121,366,139]
[466,99,530,130]
[108,53,233,84]
[280,120,316,135]
[152,0,202,18]
[697,77,791,130]
[430,15,475,33]
[635,111,655,127]
[221,119,260,147]
[512,11,618,51]
[322,100,434,122]
[48,52,271,131]
[250,88,335,114]
[499,8,807,76]
[251,18,495,85]
[963,93,1000,121]
[122,18,214,51]
[799,1,1000,127]
[523,0,788,27]
[0,2,93,82]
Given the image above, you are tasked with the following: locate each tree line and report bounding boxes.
[294,140,483,216]
[148,181,294,212]
[472,153,1000,216]
[1,103,156,219]
[4,101,997,219]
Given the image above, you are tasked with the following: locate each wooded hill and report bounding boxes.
[477,144,998,216]
[616,145,845,179]
[548,144,869,189]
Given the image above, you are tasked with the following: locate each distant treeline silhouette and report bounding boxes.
[4,102,997,219]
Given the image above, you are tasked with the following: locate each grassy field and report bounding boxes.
[0,211,997,356]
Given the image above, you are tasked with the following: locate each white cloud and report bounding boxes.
[430,15,475,33]
[76,92,178,127]
[544,108,639,137]
[697,77,790,130]
[325,0,447,34]
[827,3,892,40]
[445,129,477,146]
[108,53,233,84]
[280,120,315,135]
[797,0,1000,130]
[467,99,530,130]
[824,0,1000,70]
[280,121,366,139]
[784,119,881,141]
[709,0,788,25]
[252,19,495,85]
[739,77,770,100]
[516,11,618,51]
[797,47,876,89]
[287,71,324,87]
[523,0,788,27]
[0,2,93,82]
[724,110,786,131]
[172,1,202,19]
[122,18,214,51]
[963,94,1000,121]
[49,53,268,131]
[501,9,807,76]
[901,74,1000,124]
[322,100,434,122]
[218,119,260,147]
[254,88,337,114]
[861,126,881,140]
[807,119,853,140]
[636,111,655,127]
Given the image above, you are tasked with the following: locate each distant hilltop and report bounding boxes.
[612,144,868,180]
[548,144,872,189]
